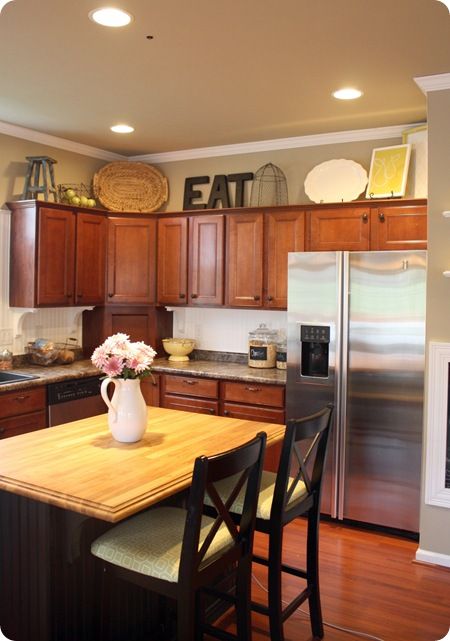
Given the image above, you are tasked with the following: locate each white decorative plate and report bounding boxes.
[304,159,368,203]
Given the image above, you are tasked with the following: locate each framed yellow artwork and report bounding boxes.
[402,124,427,198]
[365,144,411,198]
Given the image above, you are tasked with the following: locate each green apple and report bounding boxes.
[65,189,76,199]
[71,195,81,206]
[79,196,88,207]
[87,198,96,208]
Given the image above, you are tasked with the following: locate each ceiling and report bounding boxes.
[0,0,449,157]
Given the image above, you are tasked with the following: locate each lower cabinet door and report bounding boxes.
[221,402,284,423]
[162,394,219,415]
[0,410,47,439]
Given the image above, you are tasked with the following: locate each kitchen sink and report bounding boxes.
[0,371,40,385]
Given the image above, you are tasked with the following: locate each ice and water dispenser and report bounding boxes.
[300,325,330,378]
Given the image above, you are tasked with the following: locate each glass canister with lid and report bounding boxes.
[248,323,278,368]
[0,347,13,370]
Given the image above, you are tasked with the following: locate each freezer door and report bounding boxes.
[287,251,341,517]
[343,251,426,531]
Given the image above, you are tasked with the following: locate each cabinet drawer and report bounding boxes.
[221,402,285,424]
[162,394,219,415]
[0,410,47,439]
[164,375,219,399]
[221,381,284,408]
[0,386,46,420]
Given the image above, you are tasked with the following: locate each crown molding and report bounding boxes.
[414,73,450,94]
[0,119,422,165]
[129,124,415,164]
[0,120,126,161]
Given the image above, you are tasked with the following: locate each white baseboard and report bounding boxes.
[416,548,450,569]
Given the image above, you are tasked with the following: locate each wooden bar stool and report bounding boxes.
[205,404,334,641]
[91,431,267,641]
[22,155,58,201]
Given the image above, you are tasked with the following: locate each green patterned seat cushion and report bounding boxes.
[205,470,307,520]
[91,506,234,583]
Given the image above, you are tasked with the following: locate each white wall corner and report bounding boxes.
[415,547,450,569]
[414,73,450,94]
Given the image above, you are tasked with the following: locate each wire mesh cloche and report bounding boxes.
[250,162,288,206]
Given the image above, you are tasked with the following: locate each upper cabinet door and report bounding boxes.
[107,217,157,305]
[157,217,188,305]
[265,210,305,309]
[75,213,107,305]
[226,212,264,307]
[37,207,76,305]
[189,215,224,306]
[307,207,371,251]
[370,205,427,251]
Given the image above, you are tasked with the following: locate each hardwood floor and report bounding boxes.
[214,519,450,641]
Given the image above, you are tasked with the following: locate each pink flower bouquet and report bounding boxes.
[91,333,157,380]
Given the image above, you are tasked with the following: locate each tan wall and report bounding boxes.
[419,89,450,557]
[0,133,106,207]
[159,137,403,212]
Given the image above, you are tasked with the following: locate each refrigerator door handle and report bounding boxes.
[336,252,349,520]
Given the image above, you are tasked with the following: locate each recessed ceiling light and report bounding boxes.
[0,0,14,13]
[436,0,450,12]
[89,7,133,27]
[110,124,134,134]
[332,88,363,100]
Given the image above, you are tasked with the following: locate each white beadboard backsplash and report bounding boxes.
[0,209,83,354]
[170,307,287,353]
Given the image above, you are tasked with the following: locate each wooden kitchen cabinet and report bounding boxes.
[306,201,427,252]
[8,201,106,307]
[157,215,224,306]
[307,207,371,252]
[106,217,156,305]
[0,386,47,439]
[75,212,107,305]
[226,212,264,307]
[265,210,305,308]
[161,374,219,415]
[370,204,427,250]
[141,373,161,407]
[189,214,225,306]
[157,217,188,305]
[220,380,285,472]
[226,210,305,309]
[82,305,173,361]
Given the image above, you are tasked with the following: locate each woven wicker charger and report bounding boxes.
[93,161,168,212]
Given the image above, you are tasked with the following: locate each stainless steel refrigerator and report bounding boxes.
[287,250,426,533]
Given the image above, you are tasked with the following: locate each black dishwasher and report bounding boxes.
[47,376,106,426]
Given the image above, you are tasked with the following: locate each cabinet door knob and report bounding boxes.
[108,293,114,298]
[183,379,196,385]
[379,212,385,222]
[223,410,229,416]
[0,428,5,435]
[253,295,261,301]
[267,295,273,302]
[245,386,261,393]
[208,408,214,414]
[179,293,186,299]
[362,213,368,222]
[190,293,198,299]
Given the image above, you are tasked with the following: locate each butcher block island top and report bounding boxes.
[0,406,285,523]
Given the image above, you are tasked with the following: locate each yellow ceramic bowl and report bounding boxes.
[162,338,196,362]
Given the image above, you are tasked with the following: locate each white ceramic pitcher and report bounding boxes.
[100,377,147,443]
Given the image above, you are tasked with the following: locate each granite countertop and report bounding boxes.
[0,360,102,392]
[151,358,286,385]
[0,355,286,393]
